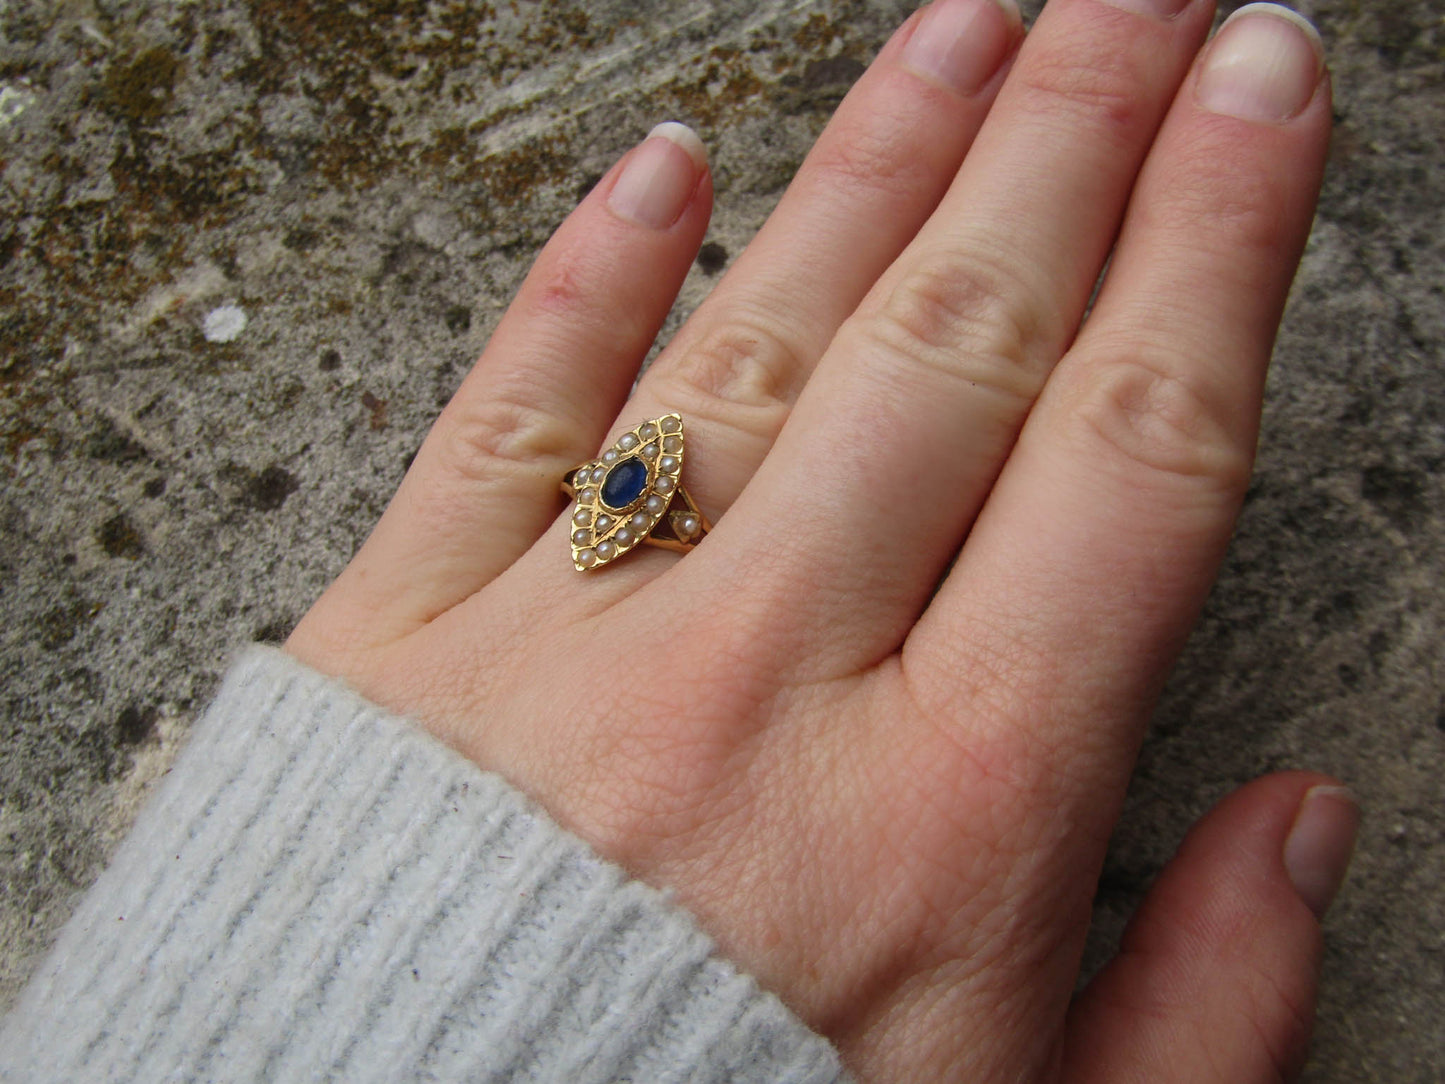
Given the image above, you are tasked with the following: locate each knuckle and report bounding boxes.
[877,254,1021,350]
[431,392,577,484]
[1067,351,1254,493]
[1179,901,1316,1083]
[1236,966,1314,1084]
[1014,44,1147,143]
[856,252,1044,404]
[1145,132,1301,256]
[803,91,944,204]
[651,314,805,434]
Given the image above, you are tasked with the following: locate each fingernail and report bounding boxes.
[1100,0,1191,22]
[607,121,707,230]
[1283,785,1359,919]
[901,0,1021,96]
[1197,4,1324,123]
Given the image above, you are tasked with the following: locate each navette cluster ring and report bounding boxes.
[561,413,711,571]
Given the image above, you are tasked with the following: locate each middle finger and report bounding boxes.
[626,0,1025,511]
[506,0,1026,604]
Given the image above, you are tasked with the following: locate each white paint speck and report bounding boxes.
[78,21,114,48]
[0,84,35,127]
[203,305,248,343]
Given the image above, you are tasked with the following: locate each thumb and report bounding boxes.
[1063,772,1359,1084]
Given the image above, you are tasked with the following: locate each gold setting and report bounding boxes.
[561,413,710,571]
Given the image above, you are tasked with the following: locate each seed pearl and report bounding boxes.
[615,527,634,546]
[655,476,675,494]
[618,433,639,451]
[661,416,681,433]
[645,494,667,513]
[590,466,607,483]
[578,548,597,567]
[572,529,591,545]
[629,512,649,530]
[573,509,591,526]
[641,443,658,459]
[596,514,613,531]
[603,449,618,463]
[659,455,678,472]
[580,487,598,503]
[596,540,617,560]
[662,435,682,454]
[638,422,658,440]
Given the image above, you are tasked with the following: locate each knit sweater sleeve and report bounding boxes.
[0,647,850,1083]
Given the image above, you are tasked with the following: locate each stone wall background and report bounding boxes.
[1,0,1440,1078]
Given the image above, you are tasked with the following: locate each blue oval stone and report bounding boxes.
[600,457,649,509]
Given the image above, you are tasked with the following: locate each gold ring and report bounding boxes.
[561,413,710,571]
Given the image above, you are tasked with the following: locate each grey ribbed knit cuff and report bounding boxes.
[0,647,849,1083]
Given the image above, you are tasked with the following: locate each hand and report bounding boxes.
[287,0,1355,1078]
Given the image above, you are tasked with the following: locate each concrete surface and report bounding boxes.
[0,0,1440,1078]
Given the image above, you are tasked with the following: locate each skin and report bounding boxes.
[288,0,1349,1078]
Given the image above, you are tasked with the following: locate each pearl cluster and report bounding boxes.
[570,414,685,570]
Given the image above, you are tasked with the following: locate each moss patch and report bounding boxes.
[103,46,183,123]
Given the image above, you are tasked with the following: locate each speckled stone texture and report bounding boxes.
[0,0,1439,1078]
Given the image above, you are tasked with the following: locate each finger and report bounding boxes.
[690,0,1218,673]
[913,5,1331,779]
[1064,774,1359,1083]
[288,124,712,653]
[612,0,1023,515]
